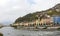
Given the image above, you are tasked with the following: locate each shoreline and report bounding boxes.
[13,26,60,31]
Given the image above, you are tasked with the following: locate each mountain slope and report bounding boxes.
[15,3,60,23]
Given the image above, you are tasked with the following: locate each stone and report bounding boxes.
[0,33,3,36]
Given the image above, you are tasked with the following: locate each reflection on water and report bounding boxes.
[0,27,60,36]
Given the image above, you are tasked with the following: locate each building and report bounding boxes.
[13,14,54,27]
[53,16,60,25]
[35,14,53,27]
[40,17,53,26]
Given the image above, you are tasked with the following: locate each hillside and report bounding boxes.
[15,3,60,23]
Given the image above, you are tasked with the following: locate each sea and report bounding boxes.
[0,27,60,36]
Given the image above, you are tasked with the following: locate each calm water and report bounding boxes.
[0,27,60,36]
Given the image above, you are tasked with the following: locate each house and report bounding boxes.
[39,14,53,26]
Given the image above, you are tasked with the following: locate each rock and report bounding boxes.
[0,33,3,36]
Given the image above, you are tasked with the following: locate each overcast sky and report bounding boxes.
[0,0,60,24]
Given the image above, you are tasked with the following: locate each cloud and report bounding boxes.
[27,0,36,5]
[0,0,32,24]
[31,0,60,11]
[0,0,60,24]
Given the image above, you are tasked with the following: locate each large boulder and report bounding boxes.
[0,33,3,36]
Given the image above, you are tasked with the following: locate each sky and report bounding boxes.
[0,0,60,24]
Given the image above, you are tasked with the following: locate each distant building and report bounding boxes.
[53,16,60,24]
[38,14,53,26]
[40,17,53,25]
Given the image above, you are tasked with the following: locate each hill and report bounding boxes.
[15,3,60,23]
